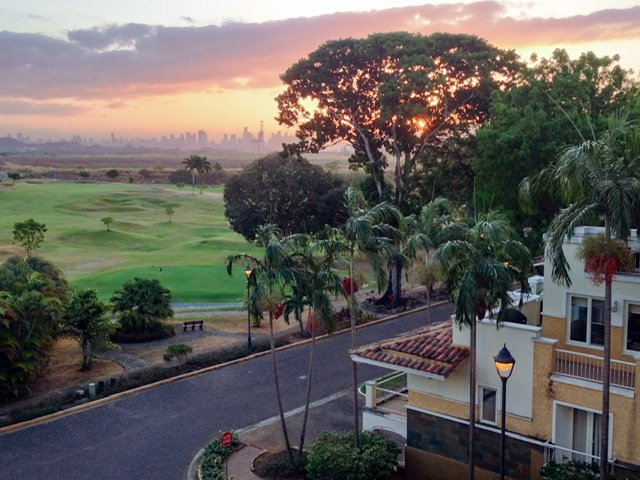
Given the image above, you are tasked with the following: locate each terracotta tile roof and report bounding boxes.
[351,322,469,379]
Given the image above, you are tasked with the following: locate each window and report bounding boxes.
[569,296,604,346]
[555,404,602,463]
[480,387,497,424]
[626,304,640,351]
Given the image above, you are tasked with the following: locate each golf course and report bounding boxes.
[0,180,260,303]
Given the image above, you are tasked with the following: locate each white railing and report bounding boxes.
[544,442,601,464]
[364,372,408,416]
[554,349,635,389]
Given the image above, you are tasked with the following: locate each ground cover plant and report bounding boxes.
[0,181,260,302]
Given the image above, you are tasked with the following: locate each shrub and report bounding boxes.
[577,234,634,285]
[163,343,193,362]
[200,431,238,480]
[106,169,119,179]
[306,431,400,480]
[540,461,599,480]
[111,277,173,334]
[253,450,307,478]
[111,323,174,343]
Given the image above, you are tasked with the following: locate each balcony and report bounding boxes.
[554,349,636,390]
[362,372,408,438]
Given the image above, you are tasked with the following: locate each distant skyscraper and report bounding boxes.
[197,129,208,145]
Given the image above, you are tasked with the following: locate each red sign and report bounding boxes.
[220,431,233,447]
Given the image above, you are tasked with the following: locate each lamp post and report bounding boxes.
[244,266,253,352]
[494,344,516,480]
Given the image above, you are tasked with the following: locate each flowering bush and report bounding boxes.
[578,235,633,285]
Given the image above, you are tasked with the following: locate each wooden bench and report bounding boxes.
[183,320,204,332]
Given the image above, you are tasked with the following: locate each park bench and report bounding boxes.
[183,320,204,332]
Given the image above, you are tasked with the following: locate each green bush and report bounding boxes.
[540,461,599,479]
[163,343,193,362]
[306,431,400,480]
[200,431,238,480]
[111,323,174,343]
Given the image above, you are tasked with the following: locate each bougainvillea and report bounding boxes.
[578,234,633,286]
[584,254,620,285]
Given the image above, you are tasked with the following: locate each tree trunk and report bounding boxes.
[191,171,196,195]
[426,283,432,325]
[469,318,477,480]
[298,311,315,459]
[350,254,360,449]
[81,338,91,371]
[600,279,612,479]
[270,310,293,461]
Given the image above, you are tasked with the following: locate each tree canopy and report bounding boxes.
[0,256,68,401]
[474,49,639,243]
[224,154,347,241]
[277,31,520,208]
[110,278,173,334]
[13,218,47,257]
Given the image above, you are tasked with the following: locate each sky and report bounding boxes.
[1,0,640,142]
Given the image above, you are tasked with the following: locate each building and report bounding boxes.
[352,226,640,479]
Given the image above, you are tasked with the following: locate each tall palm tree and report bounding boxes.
[183,154,212,194]
[406,197,453,324]
[286,233,345,459]
[437,213,530,480]
[227,224,302,462]
[341,186,401,447]
[521,111,640,478]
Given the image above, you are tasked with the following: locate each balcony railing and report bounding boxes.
[554,349,635,389]
[364,372,408,416]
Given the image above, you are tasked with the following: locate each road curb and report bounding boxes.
[0,300,449,436]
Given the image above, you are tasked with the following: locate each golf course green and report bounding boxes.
[0,181,260,302]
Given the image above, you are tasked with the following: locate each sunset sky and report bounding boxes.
[1,1,640,142]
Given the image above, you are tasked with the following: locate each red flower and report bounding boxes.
[342,277,359,295]
[273,303,285,319]
[584,254,619,285]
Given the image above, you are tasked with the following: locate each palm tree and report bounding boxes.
[183,154,212,194]
[341,186,401,447]
[406,197,453,324]
[227,224,302,462]
[437,213,530,480]
[286,234,345,459]
[521,111,640,478]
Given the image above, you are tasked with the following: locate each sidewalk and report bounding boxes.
[189,390,359,480]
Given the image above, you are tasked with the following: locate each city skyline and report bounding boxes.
[2,1,640,140]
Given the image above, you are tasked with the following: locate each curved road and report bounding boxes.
[0,303,452,480]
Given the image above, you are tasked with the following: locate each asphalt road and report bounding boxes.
[0,303,452,480]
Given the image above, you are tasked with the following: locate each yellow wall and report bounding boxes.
[542,314,629,361]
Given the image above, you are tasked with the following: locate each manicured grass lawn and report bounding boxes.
[0,181,259,302]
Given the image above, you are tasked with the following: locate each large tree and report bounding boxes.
[277,32,520,302]
[277,31,519,207]
[224,154,347,242]
[475,49,639,246]
[523,111,640,478]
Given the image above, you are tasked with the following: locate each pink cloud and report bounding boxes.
[0,2,638,103]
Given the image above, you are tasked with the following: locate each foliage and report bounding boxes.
[476,49,639,248]
[183,154,212,194]
[61,288,117,370]
[8,172,20,183]
[0,256,68,402]
[540,461,599,480]
[199,431,239,480]
[101,216,114,231]
[253,449,307,478]
[306,431,400,480]
[224,154,347,241]
[578,235,634,285]
[277,31,520,206]
[13,218,47,257]
[164,206,175,222]
[110,277,173,334]
[163,343,192,362]
[105,169,119,179]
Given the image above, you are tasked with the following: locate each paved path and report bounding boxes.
[0,304,452,480]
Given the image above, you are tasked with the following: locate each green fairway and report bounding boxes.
[0,181,259,302]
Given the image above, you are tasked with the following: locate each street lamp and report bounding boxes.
[244,266,253,352]
[494,344,516,480]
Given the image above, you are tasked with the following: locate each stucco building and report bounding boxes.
[352,226,640,479]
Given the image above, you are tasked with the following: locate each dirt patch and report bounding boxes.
[30,338,124,395]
